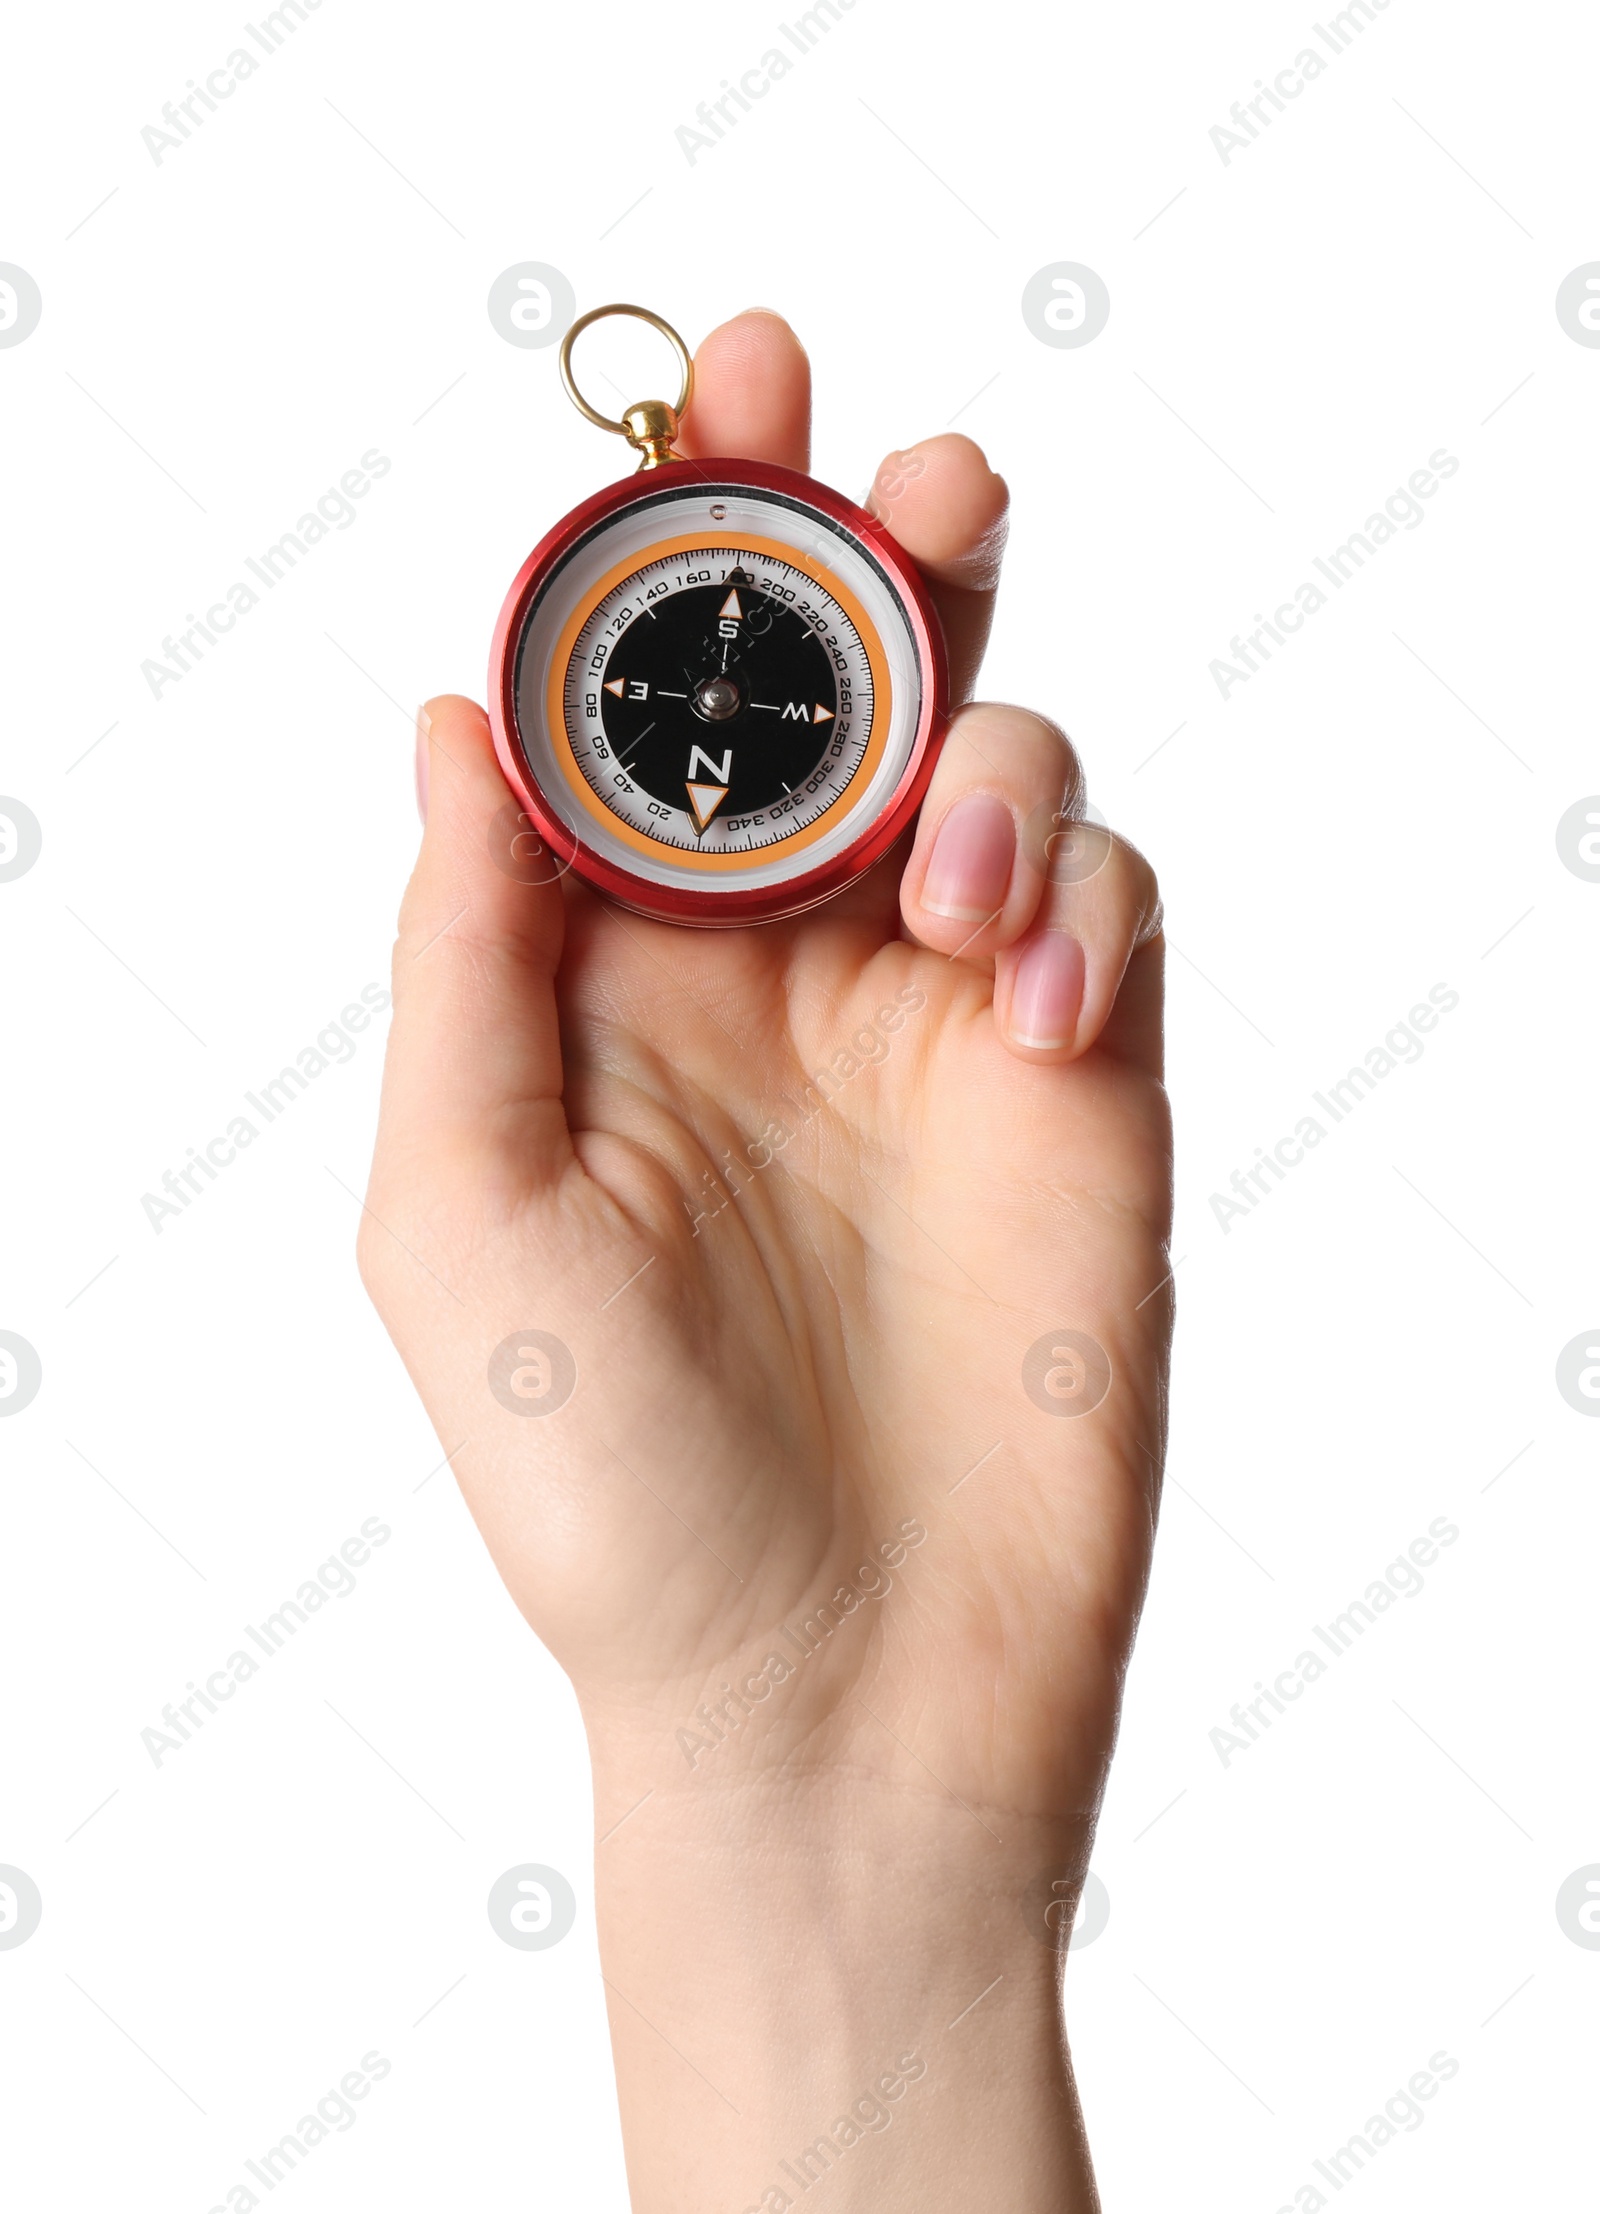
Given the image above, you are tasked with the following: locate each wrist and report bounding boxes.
[586,1749,1101,2213]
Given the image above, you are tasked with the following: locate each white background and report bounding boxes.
[2,0,1596,2207]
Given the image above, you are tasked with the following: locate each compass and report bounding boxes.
[489,306,948,926]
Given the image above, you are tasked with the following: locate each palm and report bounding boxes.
[422,871,1168,1815]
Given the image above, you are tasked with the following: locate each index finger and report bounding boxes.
[679,315,1008,700]
[677,308,811,472]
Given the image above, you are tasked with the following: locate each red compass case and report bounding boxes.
[487,309,948,927]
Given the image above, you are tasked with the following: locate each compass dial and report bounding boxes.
[499,473,942,921]
[559,550,876,855]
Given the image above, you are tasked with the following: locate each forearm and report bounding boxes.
[588,1747,1101,2213]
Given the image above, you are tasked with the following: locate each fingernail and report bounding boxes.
[922,794,1015,921]
[1007,931,1086,1051]
[414,704,431,824]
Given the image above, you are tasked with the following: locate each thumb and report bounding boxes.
[372,696,573,1198]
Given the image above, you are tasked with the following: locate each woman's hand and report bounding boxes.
[361,308,1171,2213]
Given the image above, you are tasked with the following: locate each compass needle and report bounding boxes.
[685,781,730,832]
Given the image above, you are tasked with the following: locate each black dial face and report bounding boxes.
[599,570,840,829]
[545,539,881,859]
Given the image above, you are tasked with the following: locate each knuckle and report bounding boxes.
[947,701,1082,802]
[1109,833,1163,937]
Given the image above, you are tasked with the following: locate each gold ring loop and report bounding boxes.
[559,305,694,435]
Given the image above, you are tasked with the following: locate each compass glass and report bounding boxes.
[510,480,926,896]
